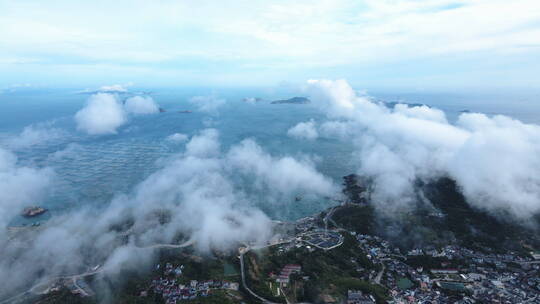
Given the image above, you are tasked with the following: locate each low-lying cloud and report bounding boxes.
[306,79,540,220]
[189,95,226,114]
[227,139,335,196]
[166,133,189,143]
[0,147,54,231]
[75,93,161,135]
[287,119,319,140]
[99,84,130,93]
[124,96,159,114]
[75,93,127,135]
[4,123,66,150]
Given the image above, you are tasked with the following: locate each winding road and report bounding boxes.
[237,238,315,304]
[0,239,196,304]
[239,247,279,304]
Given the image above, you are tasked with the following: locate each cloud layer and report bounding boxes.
[2,0,540,87]
[306,79,540,219]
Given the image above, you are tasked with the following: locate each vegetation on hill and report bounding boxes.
[420,178,540,253]
[336,174,540,253]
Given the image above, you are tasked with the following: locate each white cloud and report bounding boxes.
[185,129,220,158]
[75,93,127,135]
[189,95,226,114]
[0,148,54,228]
[393,104,448,124]
[99,84,129,93]
[47,143,82,161]
[4,123,65,149]
[227,138,336,196]
[319,120,355,139]
[1,0,537,66]
[3,0,537,87]
[166,133,189,143]
[133,131,273,252]
[287,119,319,140]
[124,96,159,114]
[307,79,540,219]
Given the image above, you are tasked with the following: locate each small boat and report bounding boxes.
[21,206,48,217]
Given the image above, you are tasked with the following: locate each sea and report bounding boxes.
[1,87,539,225]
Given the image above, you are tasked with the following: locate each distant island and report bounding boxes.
[271,96,310,104]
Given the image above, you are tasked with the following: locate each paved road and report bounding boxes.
[374,264,385,284]
[323,206,339,229]
[238,239,316,304]
[138,239,195,249]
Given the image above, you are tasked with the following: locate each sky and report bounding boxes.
[1,0,540,90]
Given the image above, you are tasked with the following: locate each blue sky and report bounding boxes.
[1,0,540,91]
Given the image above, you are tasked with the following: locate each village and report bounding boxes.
[248,208,540,304]
[355,233,540,303]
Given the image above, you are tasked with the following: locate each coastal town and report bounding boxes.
[242,207,540,304]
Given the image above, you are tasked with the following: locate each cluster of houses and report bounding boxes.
[347,290,375,304]
[354,233,540,303]
[272,264,302,286]
[151,277,239,303]
[147,262,239,303]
